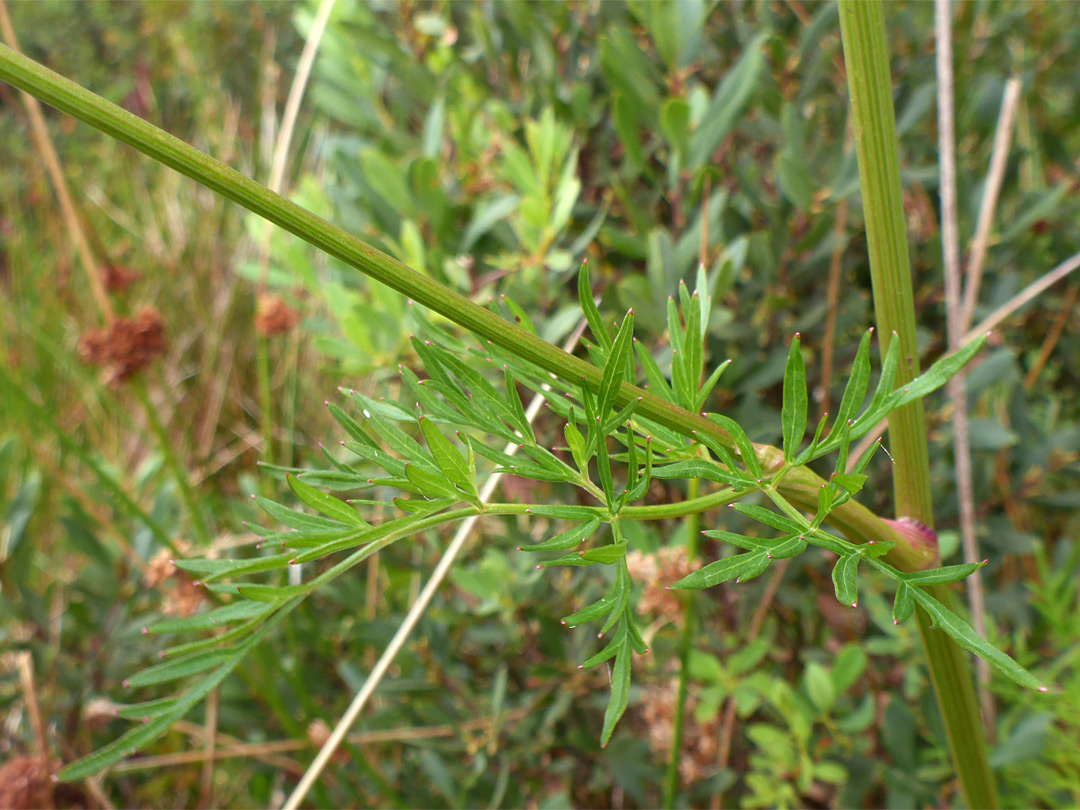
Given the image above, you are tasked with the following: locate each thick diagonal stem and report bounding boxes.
[0,42,925,566]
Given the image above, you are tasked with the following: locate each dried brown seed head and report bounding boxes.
[78,306,166,385]
[254,294,299,337]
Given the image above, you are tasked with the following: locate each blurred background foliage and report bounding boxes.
[1,0,1078,807]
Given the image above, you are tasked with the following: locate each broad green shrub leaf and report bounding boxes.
[804,662,835,713]
[687,32,767,167]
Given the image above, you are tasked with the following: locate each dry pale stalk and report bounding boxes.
[961,77,1023,333]
[1023,283,1078,391]
[0,0,114,322]
[935,0,993,735]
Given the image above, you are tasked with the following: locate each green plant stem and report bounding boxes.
[256,337,275,486]
[838,2,998,805]
[132,379,212,546]
[621,485,744,520]
[663,477,700,808]
[0,42,921,564]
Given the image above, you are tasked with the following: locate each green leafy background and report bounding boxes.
[1,1,1078,807]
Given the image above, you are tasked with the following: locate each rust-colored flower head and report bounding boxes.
[103,264,140,293]
[254,294,299,337]
[78,306,166,385]
[0,756,57,810]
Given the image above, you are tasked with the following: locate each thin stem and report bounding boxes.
[1023,283,1078,391]
[935,0,994,737]
[839,2,997,804]
[621,486,746,520]
[132,380,212,546]
[961,77,1022,332]
[663,476,700,808]
[256,338,275,481]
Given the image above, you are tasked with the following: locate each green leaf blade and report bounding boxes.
[782,334,808,462]
[671,551,770,589]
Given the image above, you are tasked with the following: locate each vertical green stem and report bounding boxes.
[132,379,212,546]
[838,2,998,806]
[663,477,700,808]
[256,336,275,486]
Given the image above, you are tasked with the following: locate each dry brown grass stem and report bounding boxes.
[961,77,1023,333]
[199,688,219,808]
[1023,283,1077,391]
[110,709,531,775]
[258,0,337,288]
[15,652,48,763]
[0,0,114,322]
[935,0,992,735]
